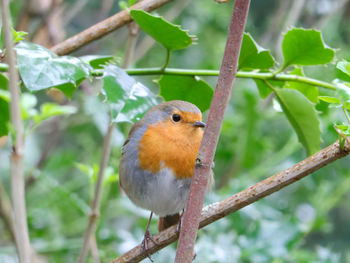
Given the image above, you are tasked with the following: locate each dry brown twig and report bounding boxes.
[50,0,174,55]
[111,140,350,263]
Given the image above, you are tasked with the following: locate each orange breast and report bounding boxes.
[138,121,203,179]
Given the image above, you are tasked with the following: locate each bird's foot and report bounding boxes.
[141,229,159,262]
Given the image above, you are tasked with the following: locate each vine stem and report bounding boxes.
[174,1,251,262]
[121,68,337,90]
[0,0,32,262]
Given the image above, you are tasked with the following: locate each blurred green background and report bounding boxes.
[1,0,350,262]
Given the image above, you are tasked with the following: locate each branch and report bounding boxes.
[110,140,350,263]
[50,0,174,55]
[0,0,32,263]
[77,122,116,263]
[123,68,337,90]
[174,1,251,262]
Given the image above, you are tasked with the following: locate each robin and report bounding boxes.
[119,100,212,256]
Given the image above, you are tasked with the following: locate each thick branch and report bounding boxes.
[111,140,350,263]
[0,0,32,262]
[50,0,173,55]
[174,1,251,262]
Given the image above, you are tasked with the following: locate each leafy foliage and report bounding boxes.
[102,65,158,123]
[130,9,193,51]
[282,28,335,68]
[0,4,350,263]
[238,33,275,70]
[15,42,91,96]
[159,75,213,112]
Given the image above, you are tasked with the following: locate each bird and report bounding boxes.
[119,100,212,256]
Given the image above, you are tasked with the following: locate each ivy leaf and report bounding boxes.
[239,33,275,70]
[130,10,192,51]
[158,75,213,112]
[102,65,158,123]
[274,88,320,155]
[284,67,318,103]
[0,74,9,137]
[15,42,92,96]
[282,28,334,68]
[80,55,114,69]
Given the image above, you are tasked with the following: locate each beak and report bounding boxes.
[192,121,206,128]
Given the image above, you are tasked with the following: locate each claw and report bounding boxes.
[141,212,159,262]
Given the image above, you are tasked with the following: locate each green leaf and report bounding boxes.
[335,82,350,102]
[15,42,91,94]
[282,28,334,68]
[335,124,350,136]
[33,103,77,124]
[344,101,350,111]
[284,67,318,103]
[254,79,284,99]
[318,96,342,104]
[336,60,350,77]
[158,75,213,112]
[274,88,321,155]
[130,10,192,51]
[12,29,27,43]
[238,33,275,70]
[102,65,158,123]
[80,55,114,69]
[0,74,9,136]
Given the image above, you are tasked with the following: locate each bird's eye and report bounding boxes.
[172,114,181,122]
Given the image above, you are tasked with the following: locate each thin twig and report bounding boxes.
[122,22,140,68]
[50,0,174,55]
[77,121,116,263]
[0,0,32,262]
[174,1,251,262]
[110,140,350,263]
[0,182,15,242]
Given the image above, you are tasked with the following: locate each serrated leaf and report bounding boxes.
[15,42,91,94]
[130,10,192,51]
[239,33,275,70]
[158,75,213,112]
[12,29,27,43]
[284,67,318,103]
[318,96,342,104]
[80,55,114,69]
[274,88,320,155]
[102,65,158,123]
[282,28,334,68]
[0,74,9,136]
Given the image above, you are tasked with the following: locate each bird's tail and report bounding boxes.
[157,213,180,232]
